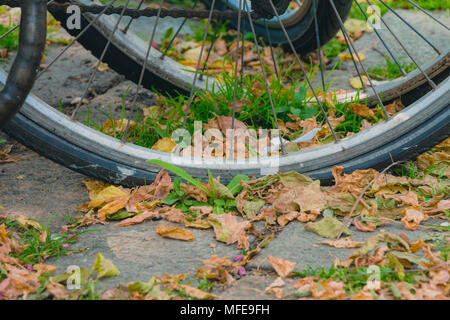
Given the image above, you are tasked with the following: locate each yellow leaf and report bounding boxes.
[16,216,42,230]
[350,103,375,118]
[88,186,128,208]
[349,76,369,89]
[338,52,365,63]
[92,253,120,279]
[267,256,296,278]
[156,225,195,241]
[151,137,177,153]
[94,61,109,72]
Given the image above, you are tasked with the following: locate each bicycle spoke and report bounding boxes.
[239,10,245,84]
[407,0,449,31]
[121,0,145,34]
[353,0,407,77]
[37,0,117,80]
[263,19,279,78]
[160,0,199,60]
[199,20,220,80]
[0,24,19,41]
[312,0,326,91]
[377,0,441,55]
[328,0,389,120]
[181,0,216,130]
[268,0,341,143]
[122,0,165,142]
[366,0,437,89]
[244,1,287,154]
[71,0,131,120]
[229,0,243,159]
[339,18,367,92]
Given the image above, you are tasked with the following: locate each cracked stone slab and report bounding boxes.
[248,218,439,272]
[47,220,242,290]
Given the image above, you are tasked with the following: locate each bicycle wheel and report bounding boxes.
[0,0,449,186]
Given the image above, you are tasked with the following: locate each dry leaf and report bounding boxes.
[401,207,426,231]
[116,211,159,227]
[349,103,375,118]
[151,137,177,153]
[156,225,194,241]
[349,76,369,90]
[208,213,251,245]
[266,256,296,278]
[179,284,217,299]
[321,237,364,248]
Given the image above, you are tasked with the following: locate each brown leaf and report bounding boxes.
[0,48,7,59]
[321,237,364,248]
[349,103,375,118]
[217,115,247,133]
[311,279,346,300]
[181,183,209,202]
[15,216,42,230]
[179,284,217,299]
[156,225,195,241]
[353,217,377,232]
[214,39,228,56]
[33,264,56,275]
[0,265,40,299]
[116,211,159,227]
[385,191,419,207]
[46,280,69,300]
[102,119,135,135]
[266,255,296,278]
[277,211,299,227]
[401,207,426,231]
[208,213,251,245]
[161,207,185,223]
[0,144,17,163]
[184,218,212,229]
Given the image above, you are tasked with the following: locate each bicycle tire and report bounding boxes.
[205,0,353,54]
[2,66,449,186]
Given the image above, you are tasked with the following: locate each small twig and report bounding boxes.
[336,160,405,239]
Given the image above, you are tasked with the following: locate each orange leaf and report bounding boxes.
[156,225,195,241]
[266,255,296,278]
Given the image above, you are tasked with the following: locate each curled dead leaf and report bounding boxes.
[156,225,194,241]
[266,256,296,278]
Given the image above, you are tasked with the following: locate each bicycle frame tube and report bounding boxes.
[0,0,47,128]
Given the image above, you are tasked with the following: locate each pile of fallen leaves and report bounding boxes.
[1,137,448,300]
[116,97,405,158]
[0,215,82,300]
[70,138,448,299]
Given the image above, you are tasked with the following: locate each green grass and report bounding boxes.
[368,55,417,81]
[384,0,450,11]
[292,265,421,296]
[90,67,386,151]
[0,24,19,52]
[0,215,90,265]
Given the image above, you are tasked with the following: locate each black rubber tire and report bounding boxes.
[3,100,448,187]
[49,0,188,96]
[204,0,353,54]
